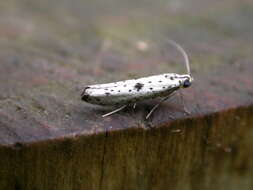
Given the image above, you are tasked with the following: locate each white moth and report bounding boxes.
[81,40,193,119]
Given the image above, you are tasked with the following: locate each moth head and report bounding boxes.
[178,74,193,88]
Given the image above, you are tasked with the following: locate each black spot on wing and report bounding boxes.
[95,98,101,102]
[81,87,91,101]
[105,92,110,96]
[134,83,144,91]
[81,94,90,101]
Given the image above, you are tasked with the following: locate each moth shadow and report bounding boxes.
[133,99,183,117]
[87,94,184,119]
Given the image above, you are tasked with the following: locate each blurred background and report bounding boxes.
[1,0,252,84]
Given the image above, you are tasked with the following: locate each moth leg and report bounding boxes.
[179,90,190,115]
[145,103,161,119]
[146,92,176,119]
[133,103,137,109]
[102,105,127,118]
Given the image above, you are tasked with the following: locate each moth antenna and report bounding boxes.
[167,39,190,75]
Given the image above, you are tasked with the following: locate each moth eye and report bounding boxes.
[183,79,191,88]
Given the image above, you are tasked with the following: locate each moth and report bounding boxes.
[81,40,193,119]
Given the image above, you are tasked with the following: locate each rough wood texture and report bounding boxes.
[0,0,253,189]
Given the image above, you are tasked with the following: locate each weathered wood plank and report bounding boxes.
[0,0,253,189]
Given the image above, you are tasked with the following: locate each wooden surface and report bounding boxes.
[0,0,253,189]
